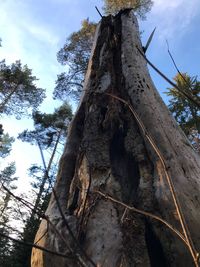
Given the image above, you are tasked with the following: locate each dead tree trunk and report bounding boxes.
[31,10,200,267]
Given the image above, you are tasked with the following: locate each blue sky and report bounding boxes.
[1,0,200,192]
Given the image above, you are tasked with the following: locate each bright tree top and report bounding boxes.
[103,0,153,18]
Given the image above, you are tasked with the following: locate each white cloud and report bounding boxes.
[0,1,67,196]
[0,0,65,100]
[0,1,59,48]
[26,25,59,46]
[49,0,71,3]
[150,0,200,40]
[153,0,183,10]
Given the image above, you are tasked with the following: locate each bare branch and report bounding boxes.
[95,190,187,245]
[67,82,83,88]
[0,232,73,259]
[95,6,103,18]
[0,84,19,112]
[0,183,74,262]
[1,183,36,212]
[166,40,200,99]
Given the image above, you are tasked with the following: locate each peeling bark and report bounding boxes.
[31,10,200,267]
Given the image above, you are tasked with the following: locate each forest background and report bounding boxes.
[0,0,200,266]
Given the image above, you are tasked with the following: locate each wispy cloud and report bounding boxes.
[0,0,64,95]
[26,25,59,46]
[0,0,60,50]
[149,0,200,40]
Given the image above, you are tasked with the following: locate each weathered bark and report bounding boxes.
[31,10,200,267]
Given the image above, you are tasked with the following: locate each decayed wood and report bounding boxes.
[31,10,200,267]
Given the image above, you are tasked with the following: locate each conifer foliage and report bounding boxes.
[167,73,200,152]
[0,60,46,118]
[12,104,72,267]
[103,0,153,18]
[54,19,97,102]
[0,153,18,266]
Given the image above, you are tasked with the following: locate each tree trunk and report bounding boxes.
[0,83,19,112]
[31,129,63,221]
[31,10,200,267]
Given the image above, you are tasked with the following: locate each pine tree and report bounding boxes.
[0,163,18,267]
[0,60,46,118]
[0,133,14,158]
[167,73,200,152]
[13,104,72,267]
[54,19,97,102]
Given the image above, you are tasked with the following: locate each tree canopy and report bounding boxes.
[13,103,72,267]
[0,133,14,158]
[167,73,200,134]
[103,0,153,18]
[54,19,97,102]
[0,162,18,267]
[167,73,200,152]
[54,1,153,103]
[18,102,72,148]
[0,60,46,118]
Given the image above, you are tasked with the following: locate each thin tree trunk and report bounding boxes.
[29,129,63,222]
[0,193,10,217]
[31,10,200,267]
[0,84,19,112]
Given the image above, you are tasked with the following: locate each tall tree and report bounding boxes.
[10,165,50,267]
[54,19,97,102]
[103,0,153,18]
[31,10,200,267]
[0,163,18,267]
[19,102,72,147]
[13,103,72,267]
[0,133,14,158]
[0,60,46,118]
[167,73,200,152]
[0,124,18,267]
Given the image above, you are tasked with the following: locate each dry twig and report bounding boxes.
[95,190,187,245]
[106,92,199,267]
